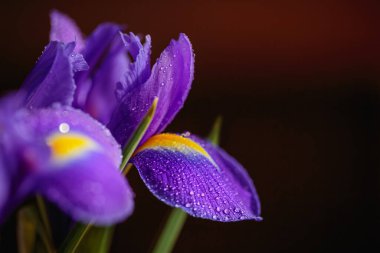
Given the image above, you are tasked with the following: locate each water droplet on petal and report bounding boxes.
[189,191,194,195]
[216,207,221,212]
[185,203,191,208]
[223,209,230,214]
[59,123,70,133]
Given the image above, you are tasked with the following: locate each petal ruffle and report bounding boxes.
[20,41,88,109]
[115,32,152,99]
[109,34,194,148]
[131,133,261,222]
[50,10,85,52]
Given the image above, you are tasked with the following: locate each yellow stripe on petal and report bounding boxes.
[47,132,98,163]
[136,133,218,168]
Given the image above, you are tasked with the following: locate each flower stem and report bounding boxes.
[151,116,223,253]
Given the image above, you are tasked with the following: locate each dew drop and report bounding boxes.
[201,193,205,197]
[234,208,240,213]
[185,203,191,208]
[212,215,217,219]
[181,131,190,137]
[59,123,70,133]
[216,207,221,212]
[223,209,230,214]
[189,191,194,195]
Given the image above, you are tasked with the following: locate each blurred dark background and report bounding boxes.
[1,0,380,252]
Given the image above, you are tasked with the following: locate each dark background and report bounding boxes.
[1,0,380,252]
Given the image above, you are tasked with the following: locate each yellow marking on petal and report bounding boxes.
[47,133,97,163]
[136,133,219,168]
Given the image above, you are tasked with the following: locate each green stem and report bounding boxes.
[151,208,187,253]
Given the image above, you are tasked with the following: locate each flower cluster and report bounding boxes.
[0,11,261,226]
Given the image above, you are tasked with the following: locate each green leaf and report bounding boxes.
[208,116,222,146]
[59,98,158,253]
[151,116,223,253]
[17,205,37,253]
[18,199,55,253]
[121,97,158,173]
[151,208,187,253]
[72,226,114,253]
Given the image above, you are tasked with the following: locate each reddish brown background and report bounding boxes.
[1,0,380,252]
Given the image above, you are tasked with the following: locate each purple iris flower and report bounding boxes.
[0,41,133,225]
[46,11,262,222]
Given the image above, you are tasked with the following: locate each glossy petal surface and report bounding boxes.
[50,10,85,52]
[20,42,88,109]
[132,133,261,222]
[109,34,194,147]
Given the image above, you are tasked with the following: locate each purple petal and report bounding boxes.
[26,107,133,225]
[0,100,133,225]
[34,154,133,225]
[132,133,261,222]
[50,10,85,52]
[83,34,129,124]
[19,42,88,109]
[108,34,194,148]
[74,23,124,110]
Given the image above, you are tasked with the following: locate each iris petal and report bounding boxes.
[132,133,261,222]
[109,34,194,148]
[83,33,128,124]
[0,101,133,225]
[25,107,133,225]
[74,23,125,112]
